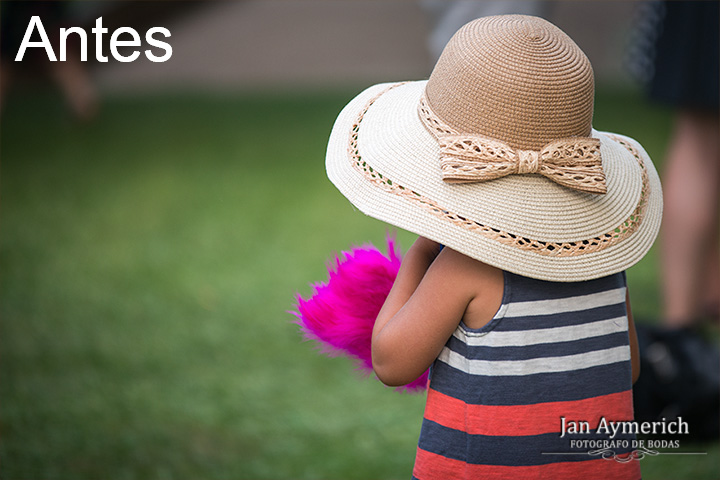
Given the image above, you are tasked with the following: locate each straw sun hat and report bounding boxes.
[326,15,662,282]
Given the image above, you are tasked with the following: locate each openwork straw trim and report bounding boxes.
[348,84,650,257]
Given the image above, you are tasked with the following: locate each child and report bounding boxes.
[325,15,661,479]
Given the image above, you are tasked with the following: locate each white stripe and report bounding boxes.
[502,287,626,318]
[457,317,628,347]
[438,345,630,376]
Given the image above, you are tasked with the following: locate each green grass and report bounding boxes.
[1,86,717,479]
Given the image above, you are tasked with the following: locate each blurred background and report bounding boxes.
[1,1,718,479]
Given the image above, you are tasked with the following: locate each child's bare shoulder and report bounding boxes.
[435,247,503,285]
[433,248,504,329]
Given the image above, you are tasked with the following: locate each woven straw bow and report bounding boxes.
[438,135,607,194]
[418,95,607,195]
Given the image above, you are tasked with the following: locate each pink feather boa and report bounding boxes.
[292,235,429,392]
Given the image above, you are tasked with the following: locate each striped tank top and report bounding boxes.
[413,271,641,480]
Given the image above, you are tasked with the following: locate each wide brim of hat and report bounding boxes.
[326,81,662,282]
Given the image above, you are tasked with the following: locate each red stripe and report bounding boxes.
[413,447,641,480]
[424,388,634,436]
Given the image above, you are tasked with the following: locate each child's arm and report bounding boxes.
[626,290,640,384]
[371,237,501,386]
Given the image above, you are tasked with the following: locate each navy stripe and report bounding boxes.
[418,419,636,467]
[502,272,626,303]
[429,359,633,406]
[446,332,630,361]
[490,302,627,331]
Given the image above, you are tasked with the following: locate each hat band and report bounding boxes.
[348,83,650,257]
[417,95,607,195]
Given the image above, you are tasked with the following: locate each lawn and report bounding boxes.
[1,86,717,479]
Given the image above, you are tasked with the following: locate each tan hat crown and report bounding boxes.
[424,15,595,151]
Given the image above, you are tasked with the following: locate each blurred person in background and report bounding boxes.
[649,1,719,329]
[629,0,719,440]
[0,1,99,120]
[421,0,547,61]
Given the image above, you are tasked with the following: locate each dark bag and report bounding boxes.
[633,324,719,440]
